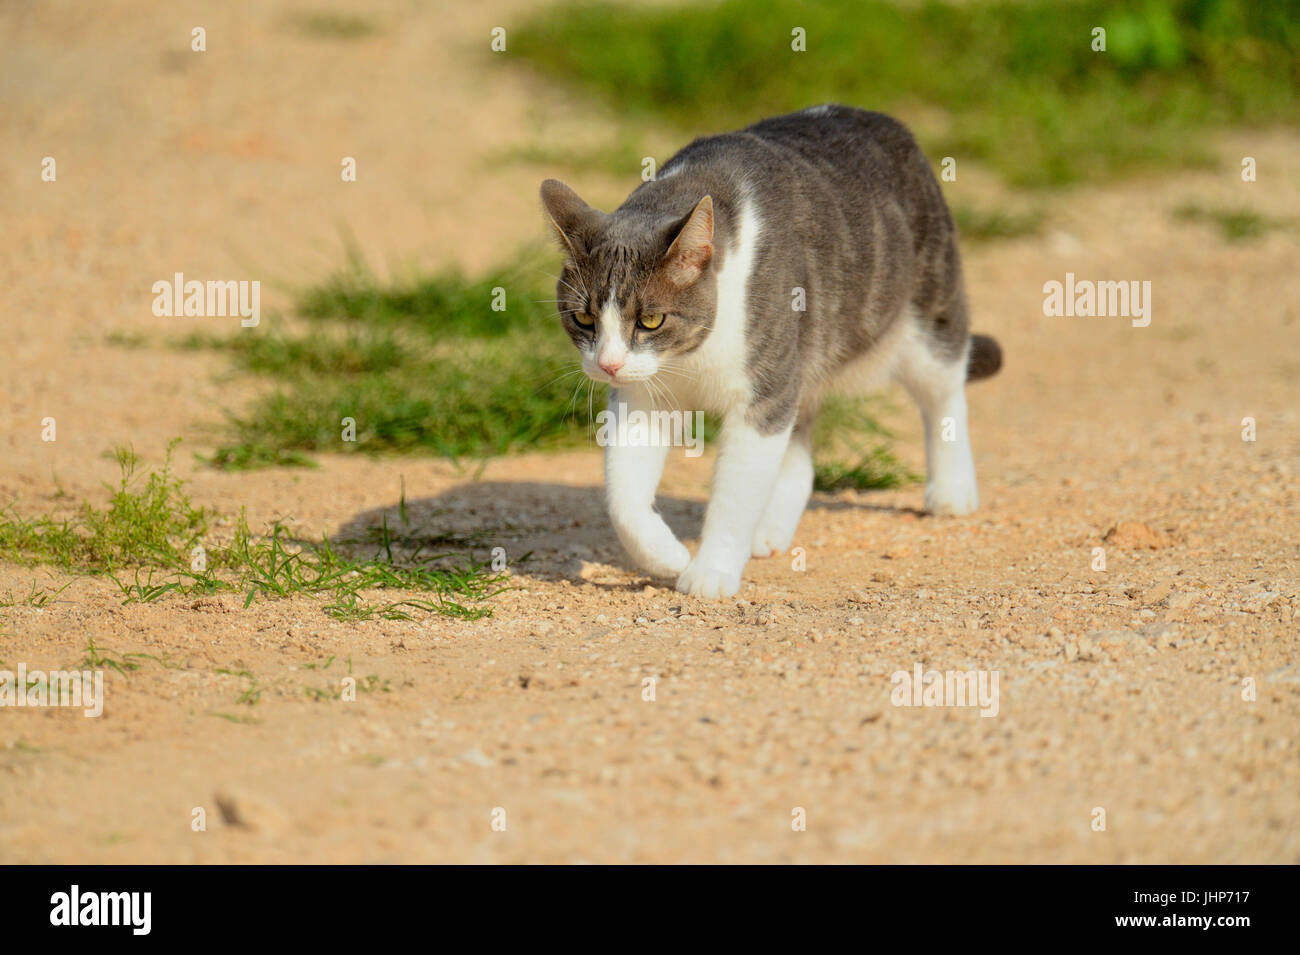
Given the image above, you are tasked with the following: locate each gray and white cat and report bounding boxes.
[541,105,1001,598]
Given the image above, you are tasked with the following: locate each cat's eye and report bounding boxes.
[573,312,595,328]
[638,313,666,330]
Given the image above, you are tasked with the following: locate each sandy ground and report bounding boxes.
[1,1,1297,863]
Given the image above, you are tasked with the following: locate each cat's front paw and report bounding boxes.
[676,556,743,599]
[924,476,979,516]
[636,538,691,579]
[613,518,691,579]
[751,512,800,557]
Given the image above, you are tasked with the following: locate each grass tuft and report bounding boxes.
[1173,202,1296,241]
[0,439,206,573]
[812,397,918,492]
[192,248,604,469]
[0,446,506,620]
[953,205,1045,242]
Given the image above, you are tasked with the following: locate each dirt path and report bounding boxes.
[1,1,1296,863]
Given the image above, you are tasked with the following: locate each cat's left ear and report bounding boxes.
[662,195,714,287]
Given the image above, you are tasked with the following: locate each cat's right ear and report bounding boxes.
[540,179,605,257]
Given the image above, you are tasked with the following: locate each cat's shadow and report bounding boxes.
[338,481,922,589]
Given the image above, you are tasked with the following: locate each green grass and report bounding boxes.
[105,330,148,349]
[952,205,1046,242]
[0,444,506,620]
[812,396,917,492]
[81,638,156,676]
[0,580,69,608]
[814,449,915,493]
[0,441,206,573]
[108,515,507,620]
[196,248,597,469]
[512,0,1300,187]
[1173,202,1296,241]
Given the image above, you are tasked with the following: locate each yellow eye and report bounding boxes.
[639,313,666,330]
[573,312,595,327]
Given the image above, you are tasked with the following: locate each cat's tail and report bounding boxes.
[966,334,1002,381]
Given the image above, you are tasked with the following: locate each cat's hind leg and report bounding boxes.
[604,386,691,578]
[751,418,814,557]
[895,326,979,516]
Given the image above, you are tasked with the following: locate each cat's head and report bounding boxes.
[539,178,716,385]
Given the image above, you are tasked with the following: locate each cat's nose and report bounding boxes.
[599,358,625,377]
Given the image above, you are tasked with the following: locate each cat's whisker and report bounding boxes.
[654,374,687,413]
[649,377,671,410]
[537,267,588,301]
[658,369,698,382]
[536,367,588,396]
[542,371,586,391]
[565,375,589,421]
[570,268,591,297]
[553,271,587,296]
[640,378,662,411]
[651,374,681,410]
[655,363,699,384]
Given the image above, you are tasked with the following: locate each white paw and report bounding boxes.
[676,556,742,599]
[924,476,979,516]
[638,538,691,578]
[750,480,809,557]
[751,517,798,558]
[614,518,690,578]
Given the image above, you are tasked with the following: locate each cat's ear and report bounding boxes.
[540,179,605,257]
[662,195,714,287]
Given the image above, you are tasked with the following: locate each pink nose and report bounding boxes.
[599,358,625,377]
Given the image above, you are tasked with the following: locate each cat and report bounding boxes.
[540,104,1001,598]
